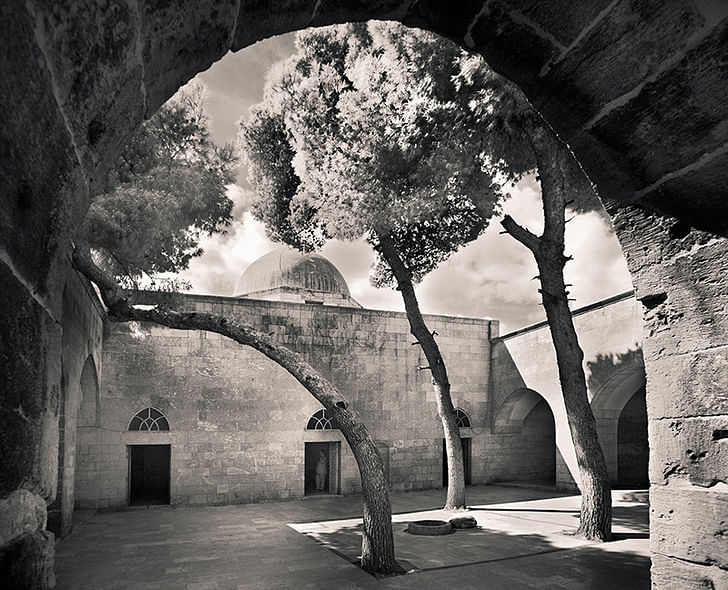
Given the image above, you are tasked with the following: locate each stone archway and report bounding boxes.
[589,361,647,485]
[2,3,727,588]
[617,386,648,489]
[494,388,557,485]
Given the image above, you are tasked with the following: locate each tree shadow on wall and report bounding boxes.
[586,346,644,396]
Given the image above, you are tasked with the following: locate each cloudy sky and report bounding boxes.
[173,31,633,334]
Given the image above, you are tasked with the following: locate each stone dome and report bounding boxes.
[233,248,360,307]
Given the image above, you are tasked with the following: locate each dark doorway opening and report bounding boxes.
[617,386,649,488]
[305,442,340,496]
[129,445,170,506]
[442,437,471,487]
[521,399,556,484]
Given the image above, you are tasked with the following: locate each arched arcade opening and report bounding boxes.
[493,388,556,486]
[2,3,727,589]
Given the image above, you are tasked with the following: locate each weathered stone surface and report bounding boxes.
[0,530,55,590]
[637,239,728,360]
[236,0,408,50]
[0,265,61,500]
[466,0,559,95]
[647,351,728,418]
[508,0,613,47]
[0,490,47,546]
[0,1,81,292]
[591,20,728,188]
[540,0,704,136]
[641,154,728,234]
[651,485,728,570]
[651,553,728,590]
[141,0,238,115]
[26,0,144,186]
[650,417,728,487]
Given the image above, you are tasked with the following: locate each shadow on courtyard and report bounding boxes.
[293,487,650,589]
[55,486,650,590]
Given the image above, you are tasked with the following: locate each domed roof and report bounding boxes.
[233,248,358,307]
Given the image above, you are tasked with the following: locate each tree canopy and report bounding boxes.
[84,81,237,286]
[240,22,532,286]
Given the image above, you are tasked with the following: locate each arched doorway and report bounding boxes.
[522,399,556,485]
[589,361,647,486]
[617,387,648,489]
[304,409,341,496]
[127,408,172,506]
[442,408,473,487]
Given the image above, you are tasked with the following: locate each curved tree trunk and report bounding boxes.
[377,234,466,510]
[72,244,402,573]
[500,122,612,541]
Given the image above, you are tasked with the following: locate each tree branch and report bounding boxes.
[501,214,540,253]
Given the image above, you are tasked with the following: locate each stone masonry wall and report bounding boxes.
[76,295,492,509]
[46,269,104,538]
[489,293,643,489]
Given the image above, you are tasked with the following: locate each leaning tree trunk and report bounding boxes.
[499,122,612,541]
[72,244,402,573]
[377,234,466,510]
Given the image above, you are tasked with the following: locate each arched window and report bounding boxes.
[128,408,170,431]
[306,409,337,430]
[455,408,471,428]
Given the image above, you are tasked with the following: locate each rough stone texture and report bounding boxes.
[140,0,239,115]
[25,0,145,187]
[650,416,727,489]
[0,490,47,547]
[651,553,728,590]
[651,486,728,570]
[615,207,728,588]
[0,264,61,500]
[0,1,80,292]
[0,529,55,590]
[540,0,705,136]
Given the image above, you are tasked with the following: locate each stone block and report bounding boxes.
[591,20,728,187]
[650,417,727,488]
[651,485,728,570]
[0,490,47,547]
[0,3,83,289]
[647,350,728,418]
[0,530,55,590]
[541,0,703,136]
[651,553,728,590]
[27,0,145,178]
[0,265,62,499]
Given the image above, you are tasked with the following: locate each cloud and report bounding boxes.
[173,186,277,295]
[196,32,297,145]
[407,176,633,333]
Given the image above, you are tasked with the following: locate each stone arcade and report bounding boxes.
[1,2,727,588]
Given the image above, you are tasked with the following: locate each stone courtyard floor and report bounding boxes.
[55,485,650,589]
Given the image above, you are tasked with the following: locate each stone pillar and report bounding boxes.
[613,207,728,588]
[0,265,61,589]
